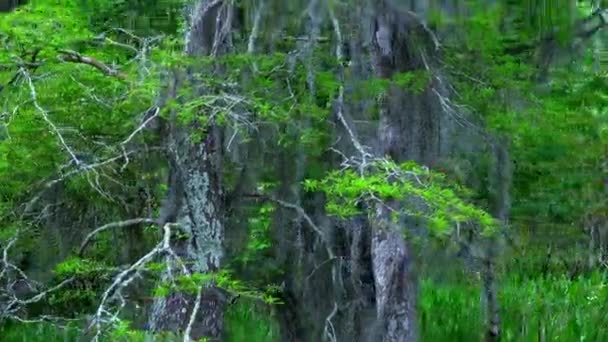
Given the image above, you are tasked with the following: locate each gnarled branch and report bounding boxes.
[58,49,127,80]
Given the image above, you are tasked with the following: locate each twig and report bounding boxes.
[183,285,204,342]
[15,277,75,305]
[57,49,127,80]
[243,194,334,258]
[90,223,173,341]
[328,6,371,168]
[323,301,338,342]
[0,49,42,94]
[23,151,138,215]
[247,0,265,72]
[119,106,160,170]
[21,69,81,166]
[78,218,157,256]
[103,37,139,55]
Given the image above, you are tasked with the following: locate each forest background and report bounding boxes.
[1,0,608,341]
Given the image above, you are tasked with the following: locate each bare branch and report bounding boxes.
[15,277,75,306]
[1,231,76,321]
[119,106,160,170]
[183,285,204,342]
[328,5,372,169]
[90,223,174,341]
[0,238,30,284]
[57,49,127,80]
[103,37,139,55]
[78,218,157,257]
[23,150,138,215]
[405,10,440,51]
[243,194,334,258]
[247,0,265,72]
[323,301,338,342]
[121,107,160,147]
[22,69,81,166]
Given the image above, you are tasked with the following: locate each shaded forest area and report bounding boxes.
[1,0,608,341]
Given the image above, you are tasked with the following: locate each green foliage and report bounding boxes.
[5,272,606,342]
[441,2,608,228]
[0,1,91,49]
[54,257,111,277]
[0,0,161,211]
[153,269,281,305]
[240,203,274,263]
[2,0,608,340]
[49,258,115,315]
[349,71,431,108]
[81,0,185,36]
[305,159,496,236]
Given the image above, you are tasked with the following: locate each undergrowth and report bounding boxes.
[2,273,606,341]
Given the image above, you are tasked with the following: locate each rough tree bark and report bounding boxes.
[147,1,232,340]
[369,201,417,342]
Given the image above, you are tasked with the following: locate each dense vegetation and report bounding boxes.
[1,0,608,341]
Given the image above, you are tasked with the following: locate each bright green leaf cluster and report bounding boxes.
[305,159,497,236]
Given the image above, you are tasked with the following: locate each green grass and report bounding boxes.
[0,300,278,342]
[2,274,606,341]
[224,300,279,342]
[420,272,608,341]
[0,322,80,342]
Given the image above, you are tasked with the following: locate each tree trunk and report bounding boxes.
[484,139,511,342]
[367,2,446,340]
[370,202,417,342]
[148,1,232,340]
